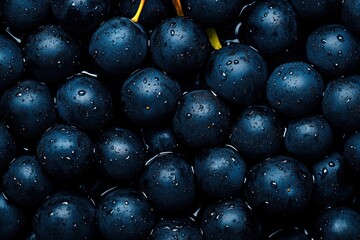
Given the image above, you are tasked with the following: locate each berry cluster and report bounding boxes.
[1,0,360,239]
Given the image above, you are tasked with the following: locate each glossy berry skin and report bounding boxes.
[56,75,113,131]
[268,227,312,240]
[306,24,360,77]
[342,0,360,33]
[33,191,96,240]
[311,152,353,207]
[51,0,110,36]
[24,24,80,83]
[241,0,298,55]
[36,124,94,181]
[343,132,360,176]
[0,123,16,171]
[230,105,284,161]
[0,80,56,140]
[96,128,146,183]
[0,35,23,91]
[205,44,268,107]
[142,126,179,154]
[89,17,147,77]
[314,207,360,239]
[140,153,196,212]
[266,61,324,117]
[0,192,27,240]
[173,90,231,149]
[0,0,50,33]
[245,156,313,216]
[150,219,203,240]
[322,75,360,132]
[150,16,210,76]
[115,0,172,30]
[194,146,246,199]
[182,0,244,27]
[201,199,263,240]
[284,115,333,161]
[3,155,54,206]
[96,188,156,240]
[290,0,342,20]
[120,68,182,126]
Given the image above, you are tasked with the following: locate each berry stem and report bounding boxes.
[205,28,222,50]
[172,0,184,16]
[131,0,146,23]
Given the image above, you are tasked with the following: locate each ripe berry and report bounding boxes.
[230,105,284,161]
[173,90,231,149]
[56,74,113,131]
[24,24,80,83]
[33,191,96,240]
[89,17,148,77]
[120,68,181,126]
[96,127,146,183]
[140,153,196,212]
[96,188,155,240]
[205,44,268,107]
[36,124,94,181]
[3,155,54,206]
[150,16,210,76]
[194,146,246,199]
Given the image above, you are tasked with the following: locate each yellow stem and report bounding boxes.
[172,0,184,16]
[131,0,146,23]
[205,28,222,50]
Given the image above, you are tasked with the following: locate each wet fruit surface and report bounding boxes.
[1,1,360,239]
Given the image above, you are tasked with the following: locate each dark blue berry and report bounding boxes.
[194,146,246,199]
[284,115,333,161]
[0,80,56,140]
[24,24,80,83]
[56,74,113,131]
[33,191,96,240]
[36,124,94,181]
[96,127,146,183]
[120,68,182,126]
[245,156,313,216]
[306,24,360,77]
[311,152,354,207]
[3,155,54,206]
[96,188,155,240]
[205,44,268,107]
[322,75,360,132]
[140,153,196,212]
[89,17,148,77]
[150,16,210,76]
[314,207,360,239]
[201,199,263,240]
[173,90,231,149]
[266,61,324,117]
[241,0,298,55]
[230,105,284,161]
[0,0,50,33]
[142,126,179,154]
